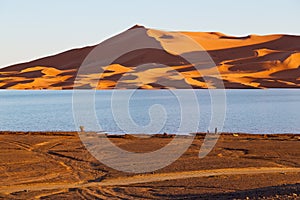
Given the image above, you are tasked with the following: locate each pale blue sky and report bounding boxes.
[0,0,299,68]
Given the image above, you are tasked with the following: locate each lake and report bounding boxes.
[0,89,299,134]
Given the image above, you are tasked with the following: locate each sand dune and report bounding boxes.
[0,25,299,89]
[180,32,282,51]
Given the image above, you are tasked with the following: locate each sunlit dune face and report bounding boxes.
[218,52,300,88]
[180,32,282,51]
[9,75,72,90]
[0,66,75,89]
[147,29,205,55]
[283,52,300,68]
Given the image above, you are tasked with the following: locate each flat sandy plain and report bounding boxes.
[0,132,299,199]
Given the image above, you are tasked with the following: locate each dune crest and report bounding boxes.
[180,32,282,51]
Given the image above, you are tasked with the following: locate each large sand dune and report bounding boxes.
[0,25,299,89]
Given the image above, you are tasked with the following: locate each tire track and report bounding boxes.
[1,167,300,194]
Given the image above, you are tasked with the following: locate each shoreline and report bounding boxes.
[1,131,300,137]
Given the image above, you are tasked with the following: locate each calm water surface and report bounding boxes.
[0,89,299,134]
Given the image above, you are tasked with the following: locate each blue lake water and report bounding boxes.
[0,89,299,134]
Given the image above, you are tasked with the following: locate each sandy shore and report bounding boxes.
[0,132,299,199]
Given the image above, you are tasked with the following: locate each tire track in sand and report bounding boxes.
[0,167,300,194]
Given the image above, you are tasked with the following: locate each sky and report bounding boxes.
[0,0,299,68]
